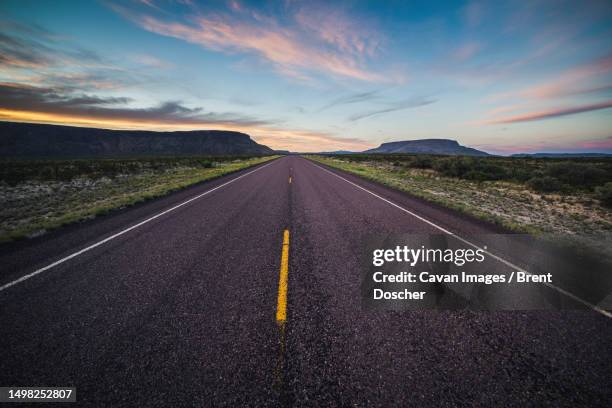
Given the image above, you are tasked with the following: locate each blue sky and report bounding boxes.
[0,0,611,153]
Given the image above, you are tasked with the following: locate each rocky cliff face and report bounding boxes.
[0,122,275,157]
[365,139,489,156]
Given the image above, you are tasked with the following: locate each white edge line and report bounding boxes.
[0,159,278,293]
[309,160,612,319]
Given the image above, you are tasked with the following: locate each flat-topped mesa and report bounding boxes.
[365,139,490,156]
[0,121,275,157]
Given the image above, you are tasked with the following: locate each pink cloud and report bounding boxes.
[522,54,612,99]
[132,54,174,69]
[452,42,481,62]
[573,136,612,150]
[228,0,242,12]
[485,103,524,116]
[293,5,380,59]
[114,3,389,82]
[474,136,612,154]
[485,53,612,103]
[480,55,612,126]
[480,100,612,124]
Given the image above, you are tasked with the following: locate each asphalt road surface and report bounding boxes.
[0,156,610,407]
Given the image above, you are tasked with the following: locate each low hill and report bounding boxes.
[365,139,489,156]
[319,150,355,155]
[0,122,274,157]
[511,152,612,158]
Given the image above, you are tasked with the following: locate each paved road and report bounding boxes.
[0,156,610,406]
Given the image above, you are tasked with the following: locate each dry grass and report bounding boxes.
[0,156,277,242]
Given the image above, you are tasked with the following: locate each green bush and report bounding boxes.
[510,167,534,182]
[0,156,255,185]
[476,163,507,180]
[463,170,490,181]
[326,153,612,194]
[433,157,473,177]
[595,182,612,207]
[545,163,608,188]
[432,157,507,180]
[527,176,563,192]
[410,156,433,169]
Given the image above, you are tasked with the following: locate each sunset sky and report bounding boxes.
[0,0,611,154]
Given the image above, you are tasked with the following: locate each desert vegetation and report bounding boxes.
[308,154,612,261]
[0,155,277,241]
[327,154,612,200]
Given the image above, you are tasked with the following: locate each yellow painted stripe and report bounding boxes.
[276,229,290,322]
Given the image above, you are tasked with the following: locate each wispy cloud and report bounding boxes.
[0,82,269,126]
[318,90,381,111]
[0,21,140,93]
[480,100,612,124]
[293,4,381,59]
[109,1,390,82]
[254,128,373,153]
[519,54,612,99]
[136,0,164,11]
[0,24,104,69]
[479,54,612,125]
[452,42,481,62]
[0,32,50,68]
[132,53,174,69]
[474,136,612,154]
[348,97,436,121]
[573,136,612,150]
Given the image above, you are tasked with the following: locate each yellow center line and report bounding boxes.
[276,229,290,323]
[273,321,287,388]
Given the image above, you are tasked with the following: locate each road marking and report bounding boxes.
[0,160,279,293]
[276,229,290,322]
[309,160,612,319]
[289,176,292,184]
